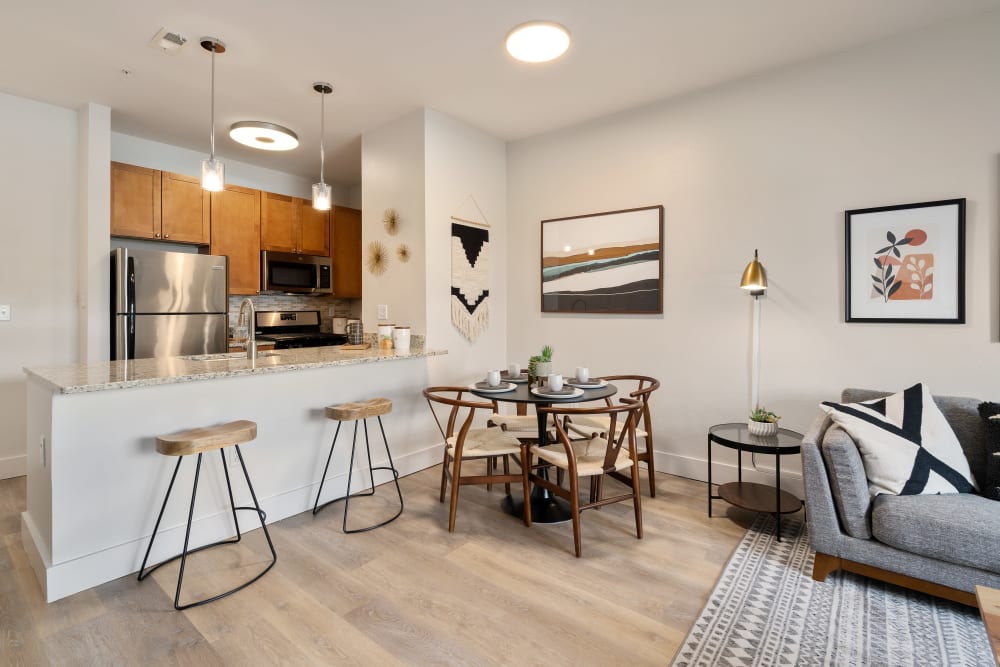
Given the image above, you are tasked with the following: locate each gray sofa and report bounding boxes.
[802,388,1000,606]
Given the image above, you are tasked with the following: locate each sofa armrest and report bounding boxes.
[801,415,846,556]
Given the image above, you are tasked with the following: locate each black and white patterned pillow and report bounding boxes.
[819,383,977,497]
[976,402,1000,501]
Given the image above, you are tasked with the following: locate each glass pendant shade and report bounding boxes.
[312,182,331,211]
[201,157,225,192]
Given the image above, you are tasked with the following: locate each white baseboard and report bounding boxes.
[0,454,26,480]
[24,443,442,603]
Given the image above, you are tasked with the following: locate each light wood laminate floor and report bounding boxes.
[1,465,758,665]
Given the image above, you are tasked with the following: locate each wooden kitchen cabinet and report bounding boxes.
[160,171,210,244]
[331,206,362,298]
[110,162,160,239]
[210,185,261,295]
[261,192,330,256]
[298,201,330,256]
[111,162,209,244]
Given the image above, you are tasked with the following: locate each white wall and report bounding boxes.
[0,93,79,478]
[361,110,427,333]
[507,12,1000,487]
[76,104,111,363]
[424,109,508,385]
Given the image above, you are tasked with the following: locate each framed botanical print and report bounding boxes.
[540,205,664,314]
[845,198,965,323]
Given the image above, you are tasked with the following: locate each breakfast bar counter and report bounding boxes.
[22,345,447,602]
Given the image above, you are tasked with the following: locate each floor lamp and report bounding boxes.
[740,249,768,411]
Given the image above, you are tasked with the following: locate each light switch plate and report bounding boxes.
[0,305,10,321]
[377,304,388,320]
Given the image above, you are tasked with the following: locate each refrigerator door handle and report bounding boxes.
[126,256,136,360]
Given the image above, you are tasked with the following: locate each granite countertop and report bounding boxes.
[24,345,446,394]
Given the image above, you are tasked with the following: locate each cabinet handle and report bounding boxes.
[164,234,169,239]
[155,233,161,238]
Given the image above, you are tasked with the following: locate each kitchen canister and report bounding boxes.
[346,320,363,345]
[378,324,395,349]
[391,325,411,352]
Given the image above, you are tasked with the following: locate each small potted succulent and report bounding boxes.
[528,345,554,385]
[748,407,780,436]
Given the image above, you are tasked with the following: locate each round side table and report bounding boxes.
[707,422,804,541]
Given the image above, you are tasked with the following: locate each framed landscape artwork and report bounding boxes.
[541,205,663,314]
[845,198,965,324]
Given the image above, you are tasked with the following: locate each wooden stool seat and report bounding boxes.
[325,398,392,422]
[156,420,258,456]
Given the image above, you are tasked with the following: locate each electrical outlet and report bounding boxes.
[0,305,10,321]
[328,306,337,316]
[377,304,388,320]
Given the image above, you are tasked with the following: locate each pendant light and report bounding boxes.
[200,37,225,192]
[311,82,333,211]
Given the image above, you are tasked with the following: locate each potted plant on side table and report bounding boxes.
[748,407,780,436]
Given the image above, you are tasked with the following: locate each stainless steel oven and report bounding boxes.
[260,250,333,294]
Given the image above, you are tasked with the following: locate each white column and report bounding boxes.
[76,103,111,362]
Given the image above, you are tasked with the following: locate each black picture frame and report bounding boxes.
[845,198,965,324]
[540,205,664,314]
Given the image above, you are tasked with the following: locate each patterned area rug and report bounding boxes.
[672,516,992,666]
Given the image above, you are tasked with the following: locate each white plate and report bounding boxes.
[471,382,516,393]
[501,372,529,384]
[530,387,584,399]
[566,378,608,389]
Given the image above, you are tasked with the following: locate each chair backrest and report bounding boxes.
[540,401,644,471]
[422,386,496,443]
[598,375,660,432]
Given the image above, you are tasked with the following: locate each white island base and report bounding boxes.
[22,346,445,602]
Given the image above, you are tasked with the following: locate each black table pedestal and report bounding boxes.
[501,470,572,523]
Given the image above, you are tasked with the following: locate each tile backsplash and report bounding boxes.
[228,294,360,334]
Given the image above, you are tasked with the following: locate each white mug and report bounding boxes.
[486,369,502,387]
[576,366,590,382]
[548,374,564,392]
[508,362,521,377]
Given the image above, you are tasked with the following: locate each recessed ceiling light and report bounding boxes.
[229,121,299,151]
[505,21,570,63]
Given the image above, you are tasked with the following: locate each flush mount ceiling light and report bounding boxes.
[229,121,299,151]
[311,82,333,211]
[200,37,225,191]
[505,21,570,63]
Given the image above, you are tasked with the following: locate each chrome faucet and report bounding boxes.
[238,298,257,362]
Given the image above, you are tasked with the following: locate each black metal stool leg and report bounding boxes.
[138,447,277,610]
[138,456,183,580]
[313,421,343,514]
[375,415,405,516]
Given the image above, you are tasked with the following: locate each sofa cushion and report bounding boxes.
[977,402,1000,500]
[871,493,1000,575]
[821,383,977,496]
[820,425,873,539]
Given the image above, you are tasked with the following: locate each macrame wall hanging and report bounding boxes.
[450,196,490,342]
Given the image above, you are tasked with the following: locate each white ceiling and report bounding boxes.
[3,1,998,186]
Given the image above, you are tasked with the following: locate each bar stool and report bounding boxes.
[138,419,277,610]
[313,397,404,532]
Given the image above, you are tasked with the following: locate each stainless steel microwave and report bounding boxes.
[260,251,333,294]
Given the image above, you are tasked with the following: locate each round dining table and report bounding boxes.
[470,380,617,523]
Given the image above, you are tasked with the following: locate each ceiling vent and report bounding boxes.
[148,28,188,53]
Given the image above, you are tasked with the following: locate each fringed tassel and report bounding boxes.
[452,296,489,342]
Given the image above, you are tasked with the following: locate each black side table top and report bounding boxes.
[708,423,803,454]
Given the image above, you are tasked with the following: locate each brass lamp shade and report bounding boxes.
[739,249,767,295]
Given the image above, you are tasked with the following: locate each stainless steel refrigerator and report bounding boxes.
[111,248,228,360]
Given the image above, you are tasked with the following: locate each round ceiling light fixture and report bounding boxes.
[229,121,299,151]
[505,21,570,63]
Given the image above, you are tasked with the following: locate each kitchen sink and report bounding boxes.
[185,351,280,361]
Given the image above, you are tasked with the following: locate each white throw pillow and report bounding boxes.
[819,383,977,497]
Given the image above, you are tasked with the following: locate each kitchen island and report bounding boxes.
[22,344,446,602]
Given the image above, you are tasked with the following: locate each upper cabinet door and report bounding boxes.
[160,171,210,244]
[111,162,161,239]
[331,206,362,298]
[297,199,330,257]
[260,192,298,253]
[211,185,261,295]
